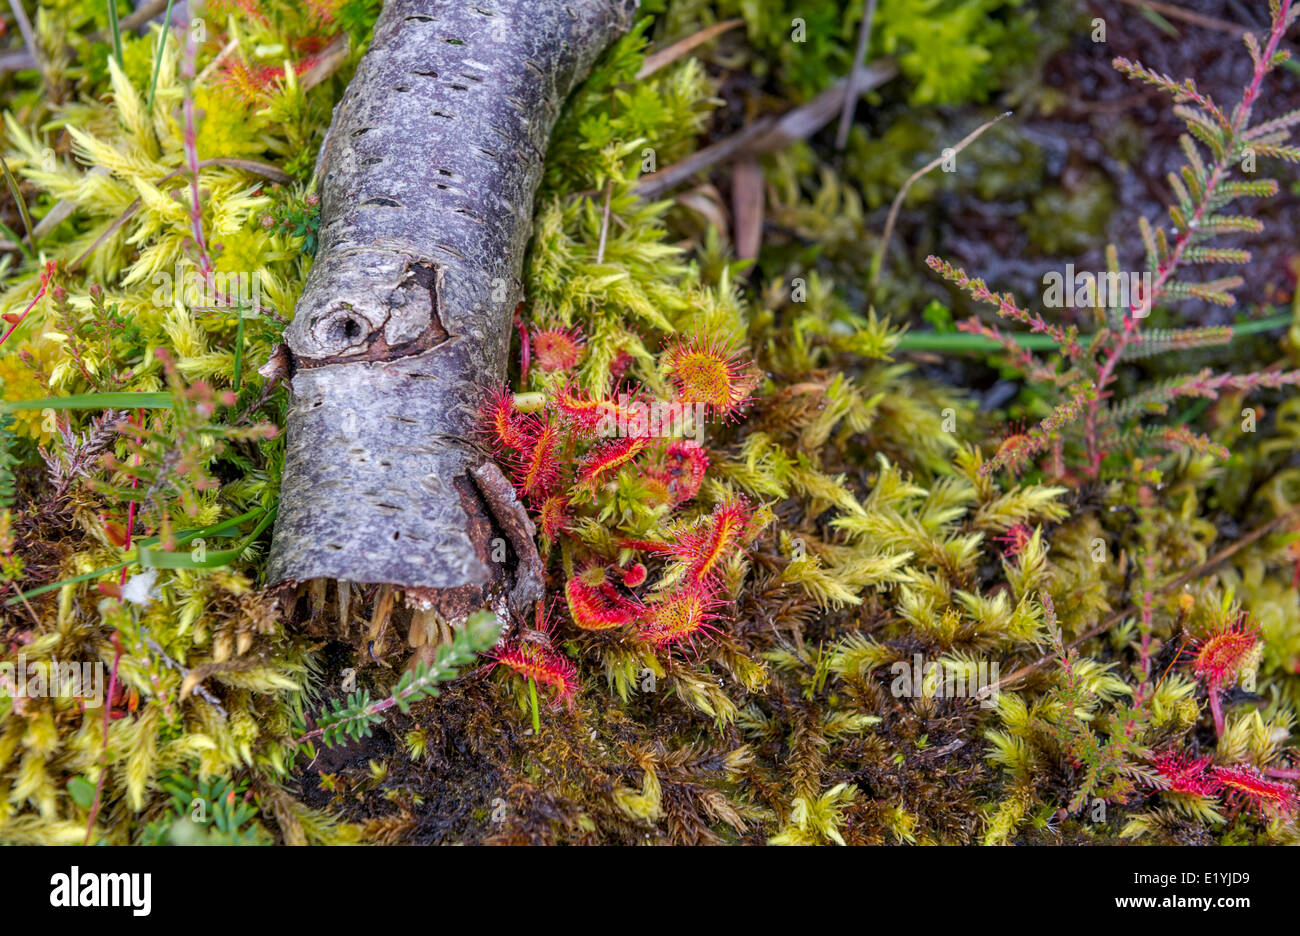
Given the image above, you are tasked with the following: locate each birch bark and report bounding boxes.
[266,0,636,618]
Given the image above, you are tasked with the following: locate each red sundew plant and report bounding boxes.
[531,325,585,371]
[206,0,272,28]
[576,437,649,492]
[479,385,529,452]
[1189,611,1261,736]
[551,382,626,434]
[216,58,305,107]
[990,423,1030,465]
[637,586,723,655]
[565,569,642,631]
[646,440,709,507]
[1149,752,1221,797]
[1212,764,1297,818]
[536,494,571,544]
[662,333,756,422]
[302,0,343,26]
[475,323,762,711]
[607,349,635,387]
[631,498,755,587]
[509,418,563,502]
[487,634,578,710]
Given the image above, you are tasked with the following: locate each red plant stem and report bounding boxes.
[181,29,213,281]
[84,634,123,844]
[0,261,55,348]
[1084,0,1293,475]
[1208,683,1226,737]
[118,409,143,585]
[1137,571,1155,680]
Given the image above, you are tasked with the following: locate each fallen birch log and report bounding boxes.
[266,0,636,620]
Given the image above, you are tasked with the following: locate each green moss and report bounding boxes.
[1019,170,1115,256]
[0,0,1296,846]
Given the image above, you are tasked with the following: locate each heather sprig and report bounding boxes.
[91,348,278,547]
[304,611,503,747]
[927,0,1300,480]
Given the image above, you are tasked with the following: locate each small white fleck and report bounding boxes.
[122,569,160,607]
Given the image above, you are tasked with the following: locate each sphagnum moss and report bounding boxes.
[0,0,1296,846]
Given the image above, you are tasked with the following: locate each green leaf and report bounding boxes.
[68,776,96,810]
[0,154,35,250]
[138,507,277,569]
[5,506,272,605]
[1,393,172,413]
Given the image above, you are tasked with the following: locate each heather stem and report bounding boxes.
[84,633,123,844]
[180,28,213,281]
[0,261,54,348]
[1084,0,1294,475]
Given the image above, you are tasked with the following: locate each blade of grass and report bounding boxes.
[146,0,176,112]
[5,506,269,604]
[895,312,1293,353]
[1135,6,1180,37]
[138,506,276,569]
[232,308,245,393]
[1,392,173,412]
[0,218,34,262]
[106,0,124,68]
[1170,397,1213,426]
[0,154,35,250]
